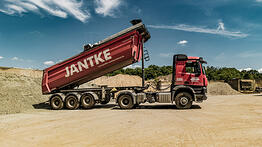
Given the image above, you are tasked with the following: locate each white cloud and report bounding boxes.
[50,0,89,22]
[17,1,39,12]
[148,21,248,38]
[7,4,27,14]
[123,64,141,69]
[177,40,188,46]
[0,56,3,59]
[238,68,252,72]
[44,61,55,65]
[258,68,262,73]
[217,22,225,31]
[256,0,262,2]
[0,0,90,22]
[244,68,252,71]
[27,0,67,18]
[94,0,121,17]
[12,57,19,60]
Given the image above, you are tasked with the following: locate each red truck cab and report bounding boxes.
[175,56,208,87]
[170,54,208,108]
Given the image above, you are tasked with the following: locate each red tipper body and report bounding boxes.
[42,23,150,94]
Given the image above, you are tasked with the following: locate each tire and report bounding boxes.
[65,94,79,110]
[80,93,95,109]
[175,92,193,109]
[118,94,134,109]
[50,95,64,110]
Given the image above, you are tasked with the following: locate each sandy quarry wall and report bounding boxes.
[0,72,48,114]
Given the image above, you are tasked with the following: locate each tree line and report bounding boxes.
[107,65,262,81]
[206,66,262,81]
[107,65,172,80]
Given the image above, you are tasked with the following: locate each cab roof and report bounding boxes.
[175,54,207,64]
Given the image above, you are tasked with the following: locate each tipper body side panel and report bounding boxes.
[42,30,143,94]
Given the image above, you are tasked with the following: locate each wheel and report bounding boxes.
[175,92,193,109]
[80,93,95,109]
[118,94,134,109]
[65,94,79,110]
[50,95,64,110]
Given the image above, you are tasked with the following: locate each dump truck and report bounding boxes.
[42,20,208,110]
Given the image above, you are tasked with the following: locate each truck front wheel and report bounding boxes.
[50,95,64,110]
[80,93,95,109]
[118,94,134,109]
[175,92,193,109]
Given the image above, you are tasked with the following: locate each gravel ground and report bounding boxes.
[0,94,261,146]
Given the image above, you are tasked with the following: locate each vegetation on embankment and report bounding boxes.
[107,65,262,81]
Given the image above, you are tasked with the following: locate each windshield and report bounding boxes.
[185,62,201,74]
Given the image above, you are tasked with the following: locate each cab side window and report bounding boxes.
[185,62,201,74]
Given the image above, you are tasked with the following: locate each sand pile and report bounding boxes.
[158,74,172,82]
[81,74,142,88]
[207,81,241,95]
[0,72,48,115]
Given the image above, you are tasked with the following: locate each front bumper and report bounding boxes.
[195,87,207,103]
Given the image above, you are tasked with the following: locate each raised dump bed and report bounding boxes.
[42,22,150,94]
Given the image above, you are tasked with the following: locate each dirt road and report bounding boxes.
[0,94,262,147]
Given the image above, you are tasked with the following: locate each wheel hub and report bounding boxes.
[54,100,59,106]
[85,97,90,103]
[123,98,129,105]
[180,97,188,105]
[69,99,75,105]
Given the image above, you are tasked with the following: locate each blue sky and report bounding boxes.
[0,0,262,72]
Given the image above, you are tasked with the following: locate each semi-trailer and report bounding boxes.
[42,20,208,110]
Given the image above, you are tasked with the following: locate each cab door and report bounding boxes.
[184,61,203,86]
